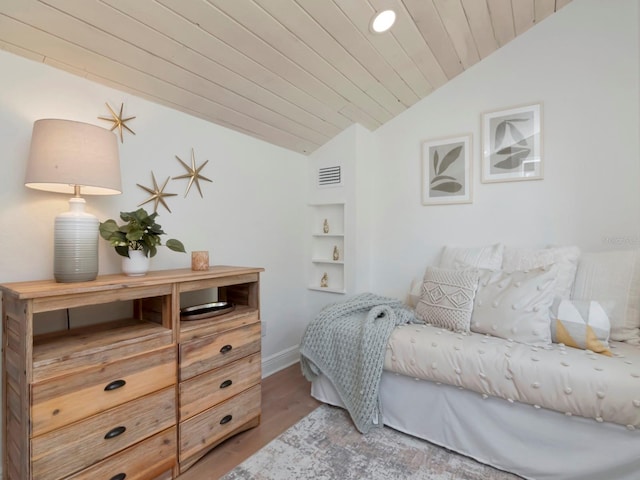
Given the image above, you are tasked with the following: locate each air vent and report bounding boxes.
[317,166,342,188]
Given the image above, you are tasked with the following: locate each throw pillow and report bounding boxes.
[438,243,504,270]
[571,250,640,345]
[502,245,580,299]
[407,276,423,308]
[550,298,612,356]
[416,267,479,333]
[471,266,558,346]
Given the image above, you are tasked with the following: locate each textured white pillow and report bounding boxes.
[571,250,640,344]
[416,267,479,332]
[439,243,504,270]
[471,266,558,346]
[502,246,580,299]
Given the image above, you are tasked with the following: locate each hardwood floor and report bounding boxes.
[178,362,321,479]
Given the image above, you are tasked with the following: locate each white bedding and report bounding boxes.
[384,323,640,429]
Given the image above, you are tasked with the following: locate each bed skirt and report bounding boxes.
[311,372,640,480]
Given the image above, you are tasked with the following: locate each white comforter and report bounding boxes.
[384,323,640,429]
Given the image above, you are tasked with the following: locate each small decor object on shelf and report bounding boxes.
[173,148,213,198]
[98,102,136,143]
[191,251,209,271]
[333,245,340,261]
[180,301,236,321]
[320,272,329,288]
[323,219,330,234]
[99,208,185,276]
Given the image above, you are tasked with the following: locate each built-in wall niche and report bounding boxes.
[309,203,346,294]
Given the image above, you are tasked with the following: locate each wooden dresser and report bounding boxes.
[1,266,263,480]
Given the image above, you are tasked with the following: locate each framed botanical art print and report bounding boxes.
[481,103,542,183]
[421,134,472,205]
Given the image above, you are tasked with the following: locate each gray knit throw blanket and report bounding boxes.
[300,292,418,433]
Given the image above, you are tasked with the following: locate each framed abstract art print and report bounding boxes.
[421,134,472,205]
[481,103,542,183]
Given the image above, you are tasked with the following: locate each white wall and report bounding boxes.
[366,0,640,300]
[0,50,309,369]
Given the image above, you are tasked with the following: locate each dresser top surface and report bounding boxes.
[0,265,264,300]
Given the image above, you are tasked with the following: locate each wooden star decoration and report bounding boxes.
[98,102,136,143]
[137,172,177,213]
[173,148,213,198]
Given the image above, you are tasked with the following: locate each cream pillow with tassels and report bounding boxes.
[550,298,612,356]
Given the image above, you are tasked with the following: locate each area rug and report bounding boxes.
[221,404,522,479]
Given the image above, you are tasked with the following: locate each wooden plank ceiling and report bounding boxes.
[0,0,572,154]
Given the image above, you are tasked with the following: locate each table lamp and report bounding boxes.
[25,119,122,282]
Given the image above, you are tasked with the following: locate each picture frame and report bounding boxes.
[481,103,542,183]
[421,134,472,205]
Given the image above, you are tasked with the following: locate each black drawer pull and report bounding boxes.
[220,344,233,354]
[220,379,233,389]
[220,414,233,425]
[104,426,127,440]
[104,379,126,391]
[110,474,126,480]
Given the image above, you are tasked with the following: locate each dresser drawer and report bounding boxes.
[180,352,261,421]
[31,346,176,436]
[32,387,175,480]
[66,427,176,480]
[179,384,261,462]
[179,322,260,381]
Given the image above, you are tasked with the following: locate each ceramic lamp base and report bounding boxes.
[53,197,99,283]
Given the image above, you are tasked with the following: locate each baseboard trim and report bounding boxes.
[262,345,300,378]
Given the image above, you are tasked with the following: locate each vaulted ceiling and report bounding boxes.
[0,0,572,154]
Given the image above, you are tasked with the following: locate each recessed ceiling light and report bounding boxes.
[370,9,396,34]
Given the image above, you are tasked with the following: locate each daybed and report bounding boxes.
[301,245,640,480]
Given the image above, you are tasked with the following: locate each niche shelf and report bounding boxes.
[309,203,345,294]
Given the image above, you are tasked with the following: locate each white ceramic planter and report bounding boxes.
[121,250,150,276]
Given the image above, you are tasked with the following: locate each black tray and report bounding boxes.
[180,301,236,321]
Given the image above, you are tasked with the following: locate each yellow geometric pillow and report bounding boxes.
[550,299,612,356]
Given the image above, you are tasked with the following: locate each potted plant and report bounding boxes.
[99,208,186,275]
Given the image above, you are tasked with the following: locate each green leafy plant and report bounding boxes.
[99,208,186,258]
